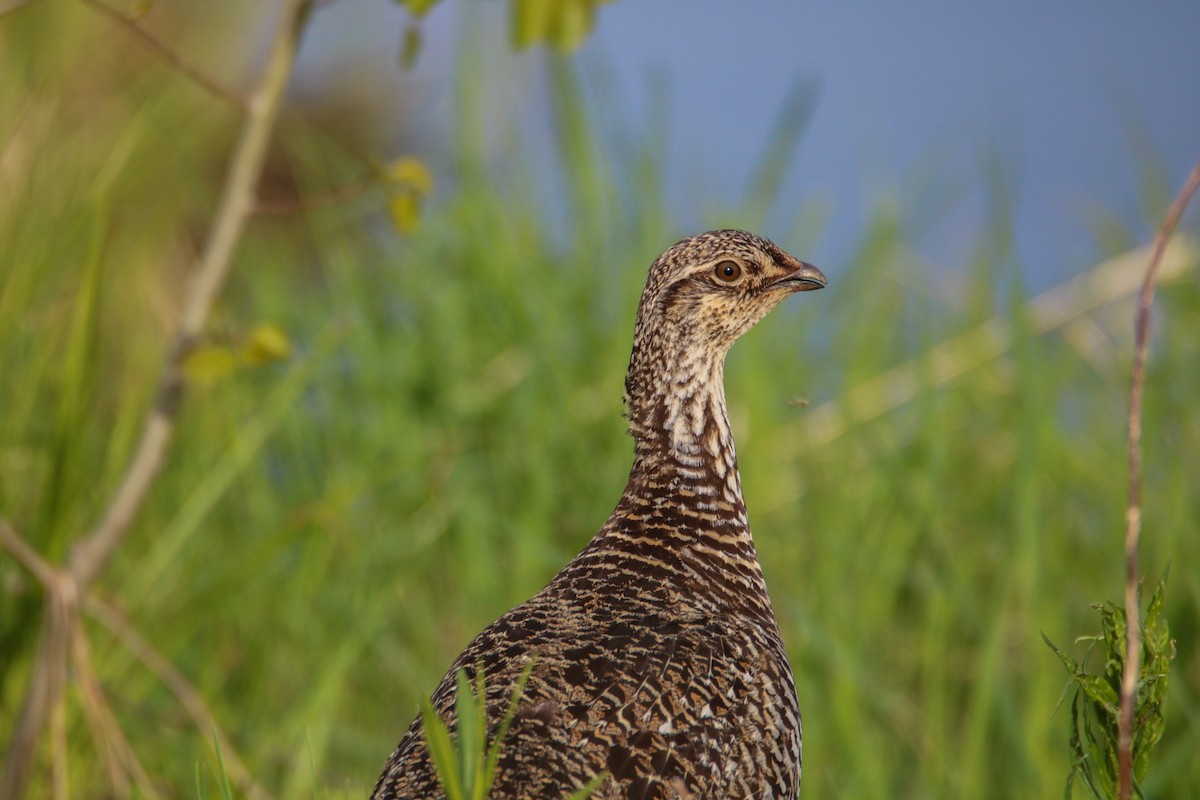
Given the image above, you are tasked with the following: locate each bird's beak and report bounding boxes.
[771,261,827,292]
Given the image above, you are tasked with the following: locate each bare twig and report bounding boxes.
[1,2,316,797]
[0,519,55,587]
[0,0,42,18]
[0,522,69,797]
[1117,158,1200,800]
[253,171,378,215]
[71,614,164,800]
[68,0,315,593]
[1,568,78,800]
[87,599,273,800]
[80,0,249,109]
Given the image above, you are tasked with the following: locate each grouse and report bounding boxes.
[372,229,826,799]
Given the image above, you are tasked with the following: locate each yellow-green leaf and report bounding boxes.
[402,0,439,17]
[183,346,238,386]
[400,23,423,70]
[421,698,463,800]
[512,0,555,49]
[1077,675,1119,715]
[553,0,595,52]
[385,157,435,196]
[388,192,421,233]
[242,323,291,365]
[454,669,483,796]
[1041,632,1078,675]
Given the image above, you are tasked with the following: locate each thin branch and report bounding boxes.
[49,619,69,800]
[87,599,274,800]
[80,0,249,110]
[71,614,162,800]
[253,171,378,215]
[1,3,316,797]
[71,623,135,799]
[0,519,55,588]
[0,569,78,800]
[68,0,316,593]
[69,415,173,593]
[1117,158,1200,800]
[0,0,42,18]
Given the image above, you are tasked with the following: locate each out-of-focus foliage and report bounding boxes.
[384,156,436,233]
[393,0,613,65]
[183,324,293,386]
[1,2,1198,798]
[509,0,612,52]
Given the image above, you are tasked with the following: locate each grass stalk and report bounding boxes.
[67,0,315,592]
[79,0,248,108]
[0,2,316,796]
[1117,158,1200,800]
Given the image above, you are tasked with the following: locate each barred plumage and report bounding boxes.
[372,230,826,799]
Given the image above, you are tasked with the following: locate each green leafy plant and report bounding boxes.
[4,3,1200,796]
[394,0,613,66]
[1043,576,1175,799]
[421,661,605,800]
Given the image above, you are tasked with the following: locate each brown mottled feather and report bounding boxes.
[372,230,826,800]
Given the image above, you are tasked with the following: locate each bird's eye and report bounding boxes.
[714,260,743,283]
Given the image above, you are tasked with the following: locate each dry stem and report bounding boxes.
[87,599,274,800]
[0,1,315,796]
[0,519,55,585]
[1117,158,1200,800]
[71,617,161,800]
[0,0,39,18]
[253,170,378,215]
[68,0,315,593]
[80,0,249,109]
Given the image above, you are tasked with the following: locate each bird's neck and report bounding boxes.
[624,356,745,510]
[572,344,775,620]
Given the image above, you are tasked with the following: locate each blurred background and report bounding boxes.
[1,0,1198,797]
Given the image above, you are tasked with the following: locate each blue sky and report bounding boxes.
[300,1,1200,289]
[582,2,1200,286]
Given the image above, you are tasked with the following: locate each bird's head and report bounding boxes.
[624,230,825,424]
[631,229,825,362]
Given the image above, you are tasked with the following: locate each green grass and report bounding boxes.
[417,661,601,799]
[2,4,1199,798]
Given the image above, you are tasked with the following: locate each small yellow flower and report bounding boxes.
[385,158,434,197]
[388,193,421,234]
[182,346,238,386]
[243,324,292,365]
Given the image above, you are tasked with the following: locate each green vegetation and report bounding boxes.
[1044,575,1175,799]
[418,662,604,799]
[421,664,534,800]
[1,3,1198,798]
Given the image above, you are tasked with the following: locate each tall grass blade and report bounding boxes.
[421,695,464,799]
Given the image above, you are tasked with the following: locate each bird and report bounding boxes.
[371,229,826,800]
